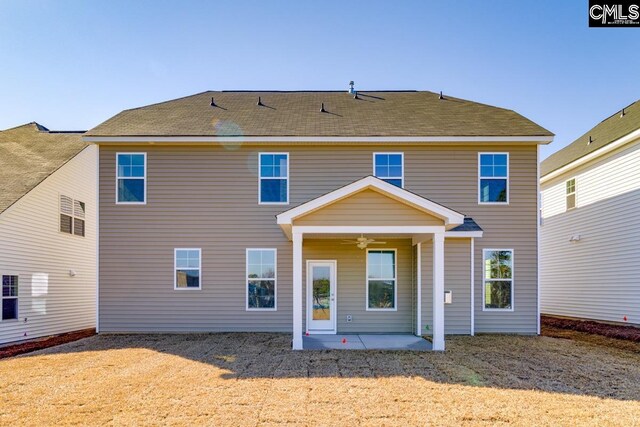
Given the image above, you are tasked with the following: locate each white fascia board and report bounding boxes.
[84,135,554,144]
[276,176,464,226]
[444,231,483,238]
[293,225,446,234]
[541,128,640,184]
[411,230,482,244]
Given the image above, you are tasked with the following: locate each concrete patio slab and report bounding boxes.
[358,334,432,350]
[302,334,431,350]
[302,335,366,350]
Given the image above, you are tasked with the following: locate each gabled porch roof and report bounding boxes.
[276,176,466,239]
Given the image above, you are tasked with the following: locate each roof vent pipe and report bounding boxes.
[257,96,263,106]
[439,91,444,100]
[348,81,355,94]
[320,102,326,113]
[621,108,626,117]
[210,97,216,107]
[588,136,593,145]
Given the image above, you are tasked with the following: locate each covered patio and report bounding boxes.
[302,333,432,350]
[277,176,482,351]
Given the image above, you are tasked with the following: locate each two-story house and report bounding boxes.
[84,89,553,350]
[0,122,96,345]
[541,100,639,326]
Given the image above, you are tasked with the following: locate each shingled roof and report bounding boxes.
[542,100,640,177]
[86,91,553,138]
[0,123,87,214]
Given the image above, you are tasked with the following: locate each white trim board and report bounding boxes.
[416,242,422,336]
[85,135,554,144]
[470,238,475,336]
[536,145,541,335]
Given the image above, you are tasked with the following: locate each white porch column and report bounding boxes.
[292,230,303,350]
[432,232,445,351]
[416,243,422,336]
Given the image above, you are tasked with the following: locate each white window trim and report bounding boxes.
[246,248,278,311]
[258,152,289,205]
[59,194,86,237]
[365,248,398,311]
[372,152,404,187]
[116,152,147,205]
[478,152,510,205]
[1,273,19,322]
[565,178,576,211]
[174,248,202,291]
[481,248,514,312]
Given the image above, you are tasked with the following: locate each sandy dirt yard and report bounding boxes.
[0,330,639,426]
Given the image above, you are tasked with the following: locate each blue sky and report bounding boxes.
[0,1,638,158]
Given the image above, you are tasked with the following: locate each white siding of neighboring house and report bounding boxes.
[0,145,97,344]
[540,138,640,325]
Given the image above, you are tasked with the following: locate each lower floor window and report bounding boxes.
[2,275,18,320]
[247,249,276,310]
[483,249,513,310]
[367,249,396,310]
[174,249,201,289]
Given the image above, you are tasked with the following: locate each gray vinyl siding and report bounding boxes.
[99,144,538,334]
[421,239,472,335]
[541,140,640,325]
[303,239,413,334]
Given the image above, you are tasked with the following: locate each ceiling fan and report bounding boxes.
[341,235,387,249]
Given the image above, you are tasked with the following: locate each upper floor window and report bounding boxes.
[373,153,404,187]
[479,153,509,204]
[174,249,201,290]
[117,153,146,204]
[566,179,576,210]
[259,153,289,204]
[59,195,86,237]
[367,249,397,310]
[246,249,277,310]
[2,275,18,320]
[483,249,513,311]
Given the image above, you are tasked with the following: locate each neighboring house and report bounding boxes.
[84,89,553,350]
[541,100,640,326]
[0,122,96,345]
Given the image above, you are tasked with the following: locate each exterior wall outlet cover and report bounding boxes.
[346,315,352,322]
